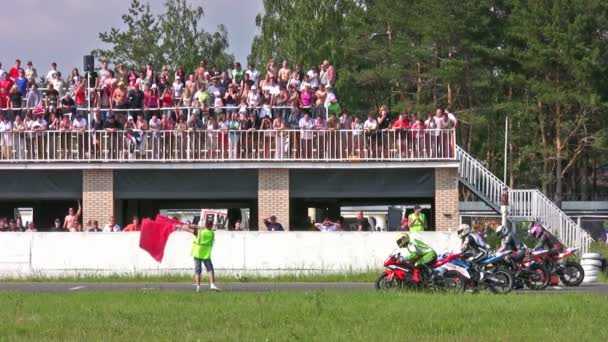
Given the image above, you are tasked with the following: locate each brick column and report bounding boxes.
[83,170,114,226]
[258,169,290,231]
[435,168,459,231]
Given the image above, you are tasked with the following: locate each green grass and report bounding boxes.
[2,271,380,283]
[0,291,607,341]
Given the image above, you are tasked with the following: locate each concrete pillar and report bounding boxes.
[82,170,114,227]
[258,169,290,231]
[435,168,459,231]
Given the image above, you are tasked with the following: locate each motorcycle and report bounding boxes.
[497,249,551,290]
[375,250,465,292]
[536,247,585,286]
[433,252,471,286]
[464,250,514,294]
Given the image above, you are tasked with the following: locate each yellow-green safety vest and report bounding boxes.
[191,228,214,259]
[408,213,426,232]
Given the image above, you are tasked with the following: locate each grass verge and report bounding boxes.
[1,291,607,341]
[589,242,608,282]
[1,271,380,283]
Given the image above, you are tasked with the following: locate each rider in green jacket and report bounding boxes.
[396,233,437,280]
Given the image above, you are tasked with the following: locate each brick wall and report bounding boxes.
[435,168,459,231]
[82,170,114,227]
[258,169,290,231]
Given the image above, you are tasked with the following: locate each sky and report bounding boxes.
[0,0,264,72]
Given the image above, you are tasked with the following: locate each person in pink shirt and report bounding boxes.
[300,85,314,115]
[411,116,426,158]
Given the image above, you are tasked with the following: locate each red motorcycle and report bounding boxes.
[535,248,585,286]
[511,249,551,290]
[375,250,465,292]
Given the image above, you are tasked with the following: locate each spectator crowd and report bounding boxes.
[0,58,457,161]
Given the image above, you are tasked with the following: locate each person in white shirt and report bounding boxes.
[363,113,379,157]
[149,115,161,130]
[307,67,319,89]
[103,216,121,232]
[30,115,48,131]
[363,113,378,132]
[46,62,59,84]
[98,61,111,86]
[0,116,13,157]
[446,109,458,128]
[299,113,315,159]
[25,61,38,86]
[72,114,87,131]
[247,86,261,109]
[314,219,341,232]
[51,73,65,99]
[246,64,261,83]
[173,77,184,104]
[324,85,337,108]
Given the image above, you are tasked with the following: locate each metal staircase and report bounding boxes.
[456,146,593,252]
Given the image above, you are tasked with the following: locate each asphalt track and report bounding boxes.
[1,282,608,293]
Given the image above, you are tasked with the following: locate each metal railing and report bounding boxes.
[456,146,593,252]
[0,129,456,162]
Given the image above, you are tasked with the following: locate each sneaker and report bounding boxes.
[196,285,200,293]
[209,284,221,291]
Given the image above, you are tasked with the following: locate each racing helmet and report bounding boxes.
[495,225,508,239]
[528,222,544,239]
[457,224,472,239]
[396,233,410,248]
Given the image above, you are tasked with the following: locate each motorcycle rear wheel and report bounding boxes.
[487,270,513,294]
[559,262,585,287]
[375,273,403,290]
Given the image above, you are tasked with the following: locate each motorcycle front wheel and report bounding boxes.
[441,271,466,293]
[375,273,403,290]
[559,262,585,287]
[525,264,550,290]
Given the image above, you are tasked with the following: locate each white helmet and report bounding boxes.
[457,224,472,239]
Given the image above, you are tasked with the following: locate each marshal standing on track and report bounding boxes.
[179,220,221,292]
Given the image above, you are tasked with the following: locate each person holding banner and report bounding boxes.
[179,220,220,292]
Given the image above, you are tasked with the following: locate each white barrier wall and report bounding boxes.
[0,231,461,278]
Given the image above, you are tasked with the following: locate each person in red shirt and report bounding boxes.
[8,59,21,81]
[392,113,410,158]
[0,73,14,93]
[392,113,410,130]
[122,216,141,232]
[0,87,9,109]
[73,79,87,108]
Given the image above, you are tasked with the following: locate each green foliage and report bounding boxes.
[590,241,608,258]
[250,0,608,197]
[94,0,234,71]
[94,0,163,68]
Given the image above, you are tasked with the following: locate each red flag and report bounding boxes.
[139,215,181,262]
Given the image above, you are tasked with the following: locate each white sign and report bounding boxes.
[200,209,228,230]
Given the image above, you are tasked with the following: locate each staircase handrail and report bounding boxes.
[456,145,593,252]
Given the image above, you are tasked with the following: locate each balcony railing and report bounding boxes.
[0,129,455,163]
